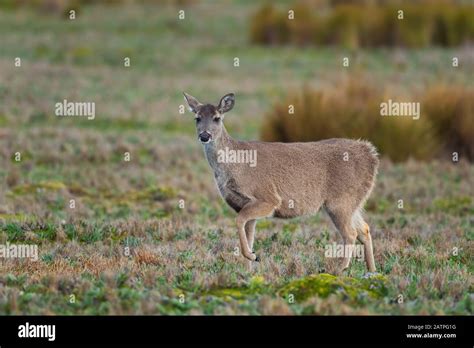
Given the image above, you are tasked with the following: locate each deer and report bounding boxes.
[183,92,379,274]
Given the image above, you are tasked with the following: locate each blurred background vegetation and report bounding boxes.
[0,0,473,197]
[261,78,474,162]
[250,0,474,162]
[0,0,472,161]
[3,0,472,162]
[250,0,474,48]
[0,0,472,315]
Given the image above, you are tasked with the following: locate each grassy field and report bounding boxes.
[0,1,472,315]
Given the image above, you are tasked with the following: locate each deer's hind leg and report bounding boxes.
[245,219,257,270]
[245,219,257,253]
[353,210,376,272]
[325,204,358,274]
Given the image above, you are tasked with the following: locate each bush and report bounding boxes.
[260,79,473,162]
[249,2,474,48]
[288,3,320,46]
[249,4,290,45]
[323,5,362,49]
[423,86,474,161]
[395,5,434,48]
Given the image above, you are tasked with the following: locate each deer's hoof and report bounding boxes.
[251,252,259,262]
[244,252,257,262]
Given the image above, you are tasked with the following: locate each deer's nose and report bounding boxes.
[199,132,211,143]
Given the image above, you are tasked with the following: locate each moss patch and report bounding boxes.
[0,213,31,222]
[433,196,473,215]
[203,276,270,301]
[200,273,389,305]
[11,181,67,195]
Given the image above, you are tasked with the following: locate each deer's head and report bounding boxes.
[183,92,235,144]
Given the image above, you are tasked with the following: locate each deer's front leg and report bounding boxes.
[236,201,276,261]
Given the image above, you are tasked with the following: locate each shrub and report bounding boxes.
[323,5,362,49]
[249,4,290,45]
[395,5,434,48]
[423,86,474,161]
[249,2,474,48]
[359,5,395,47]
[288,3,320,46]
[260,79,473,162]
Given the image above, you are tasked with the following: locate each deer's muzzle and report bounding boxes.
[199,132,211,143]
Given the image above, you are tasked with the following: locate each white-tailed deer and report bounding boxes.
[184,92,379,273]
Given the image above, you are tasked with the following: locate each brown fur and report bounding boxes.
[184,92,379,273]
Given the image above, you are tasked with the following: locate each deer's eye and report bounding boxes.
[195,118,201,123]
[213,118,221,123]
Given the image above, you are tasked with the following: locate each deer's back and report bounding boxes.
[223,138,378,217]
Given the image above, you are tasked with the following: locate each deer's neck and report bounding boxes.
[203,126,236,175]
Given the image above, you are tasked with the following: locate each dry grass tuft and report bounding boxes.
[261,78,473,162]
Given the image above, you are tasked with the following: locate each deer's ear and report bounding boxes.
[183,92,201,113]
[217,93,235,114]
